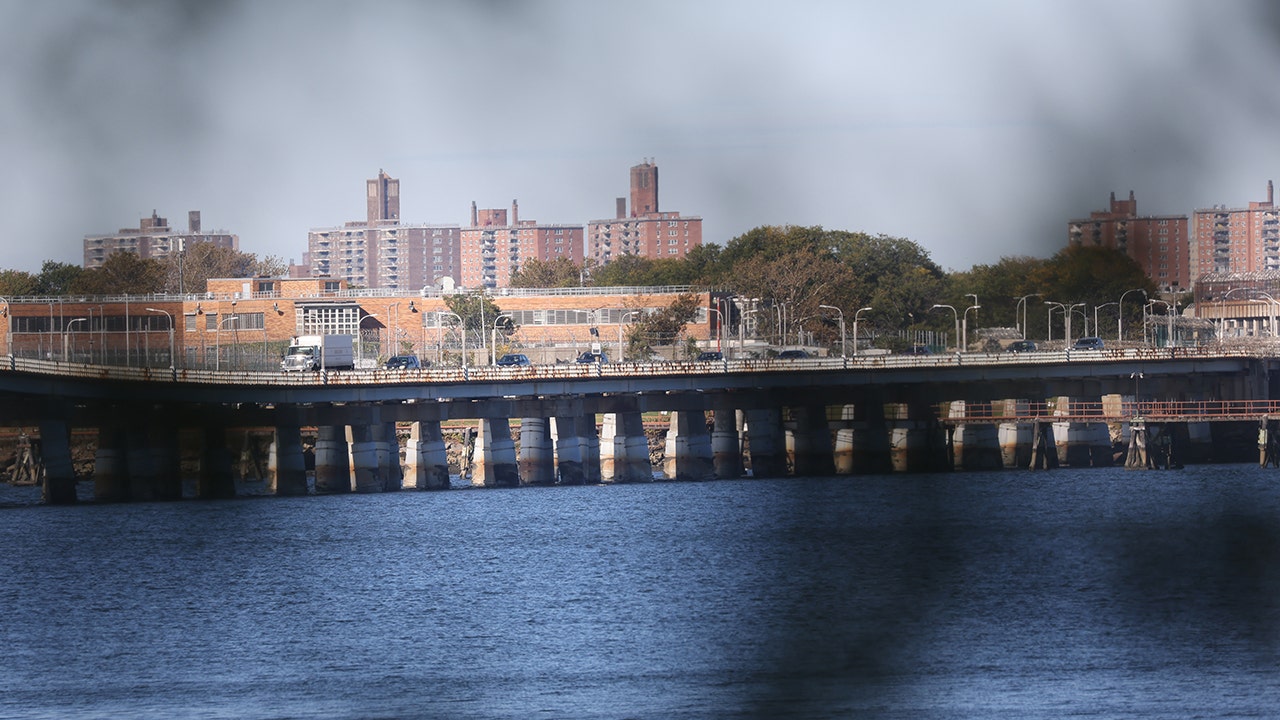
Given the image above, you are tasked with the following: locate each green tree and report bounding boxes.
[0,269,38,297]
[510,257,582,288]
[164,243,286,294]
[625,293,700,360]
[443,291,509,338]
[35,261,85,296]
[70,252,167,295]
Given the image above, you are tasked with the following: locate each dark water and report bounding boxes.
[4,466,1280,719]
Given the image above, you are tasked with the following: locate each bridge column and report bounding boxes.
[38,419,76,505]
[403,420,450,490]
[551,416,584,485]
[947,401,1002,470]
[1029,419,1059,470]
[580,414,601,484]
[851,399,893,475]
[268,409,308,496]
[1051,396,1112,467]
[834,405,856,474]
[996,399,1035,469]
[519,417,556,486]
[600,412,651,483]
[711,408,744,479]
[151,422,183,500]
[887,401,948,473]
[788,406,834,477]
[663,411,714,481]
[93,425,128,502]
[380,421,402,491]
[313,424,352,494]
[349,424,384,493]
[744,408,787,478]
[474,417,519,487]
[125,413,158,501]
[198,425,237,499]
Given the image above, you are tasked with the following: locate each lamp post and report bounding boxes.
[146,308,174,369]
[1045,301,1083,346]
[963,302,981,351]
[707,307,724,353]
[1119,288,1147,345]
[930,304,959,352]
[357,313,379,368]
[852,306,872,357]
[619,310,641,362]
[491,313,514,365]
[217,314,239,371]
[818,304,846,357]
[1015,293,1040,340]
[1258,292,1279,341]
[1218,288,1249,342]
[1145,299,1169,346]
[440,311,465,368]
[1093,302,1118,344]
[63,317,87,362]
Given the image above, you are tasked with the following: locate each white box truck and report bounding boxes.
[281,334,355,372]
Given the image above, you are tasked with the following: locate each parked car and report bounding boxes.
[495,353,532,366]
[695,351,724,362]
[383,355,424,370]
[575,351,608,364]
[903,344,933,355]
[777,349,811,359]
[1072,337,1105,350]
[1007,340,1037,353]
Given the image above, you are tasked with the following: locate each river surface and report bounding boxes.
[3,465,1280,719]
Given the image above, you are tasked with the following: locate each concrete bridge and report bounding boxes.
[3,347,1276,503]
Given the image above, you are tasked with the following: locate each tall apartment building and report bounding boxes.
[586,161,703,265]
[1067,191,1191,292]
[83,210,238,269]
[459,200,584,288]
[306,170,462,290]
[1191,181,1280,278]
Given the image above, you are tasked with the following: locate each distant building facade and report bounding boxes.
[83,210,238,269]
[305,170,462,290]
[586,161,703,266]
[1067,191,1191,292]
[1191,181,1280,277]
[459,200,584,289]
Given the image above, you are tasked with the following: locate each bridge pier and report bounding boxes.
[268,411,308,496]
[93,425,128,502]
[381,421,402,491]
[948,401,1002,470]
[199,425,237,499]
[125,414,159,501]
[403,420,450,490]
[519,417,556,486]
[996,399,1035,469]
[745,408,787,478]
[663,411,714,481]
[349,424,384,493]
[788,405,834,477]
[1052,396,1112,467]
[39,419,76,505]
[474,417,520,487]
[600,412,651,482]
[581,416,601,484]
[711,408,744,479]
[551,416,586,485]
[1029,420,1059,470]
[314,424,352,494]
[887,402,947,473]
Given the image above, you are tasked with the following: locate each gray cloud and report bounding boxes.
[4,0,1280,274]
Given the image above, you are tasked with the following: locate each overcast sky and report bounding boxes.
[4,0,1280,276]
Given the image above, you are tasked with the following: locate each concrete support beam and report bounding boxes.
[788,406,834,477]
[403,420,450,490]
[519,417,556,486]
[349,424,384,493]
[711,408,744,479]
[600,412,651,483]
[1051,396,1112,468]
[151,422,183,500]
[199,425,236,499]
[381,421,402,491]
[38,419,76,505]
[664,411,714,481]
[551,416,585,485]
[313,424,351,494]
[269,412,308,496]
[947,401,1002,471]
[93,425,128,502]
[744,408,787,479]
[474,417,519,487]
[126,416,158,501]
[581,415,601,484]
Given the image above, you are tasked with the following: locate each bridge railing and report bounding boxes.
[0,344,1273,386]
[939,399,1280,423]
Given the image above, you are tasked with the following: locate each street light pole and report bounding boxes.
[1119,288,1147,344]
[63,317,87,362]
[930,304,959,352]
[963,302,981,351]
[146,308,174,369]
[1093,302,1118,344]
[818,304,846,357]
[1015,294,1040,340]
[491,313,513,365]
[852,306,871,357]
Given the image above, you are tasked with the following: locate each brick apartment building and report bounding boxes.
[459,200,585,289]
[586,161,703,265]
[83,210,238,270]
[305,170,462,291]
[1067,191,1191,293]
[1191,181,1280,277]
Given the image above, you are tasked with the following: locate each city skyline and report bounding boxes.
[7,1,1280,275]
